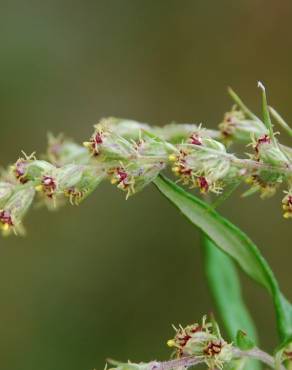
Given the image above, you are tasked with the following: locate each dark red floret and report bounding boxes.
[0,210,13,226]
[189,134,202,146]
[255,134,271,153]
[117,169,128,184]
[94,132,103,144]
[42,176,57,197]
[198,176,209,192]
[14,160,29,183]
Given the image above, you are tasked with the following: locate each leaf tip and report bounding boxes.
[257,81,265,92]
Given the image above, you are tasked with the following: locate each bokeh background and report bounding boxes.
[0,1,291,369]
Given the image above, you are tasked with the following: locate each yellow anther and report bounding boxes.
[2,223,10,231]
[111,178,118,185]
[172,166,180,173]
[283,212,291,219]
[35,185,43,192]
[168,154,177,162]
[83,141,91,148]
[167,339,176,347]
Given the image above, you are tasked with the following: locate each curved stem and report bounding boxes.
[232,348,286,370]
[146,347,286,370]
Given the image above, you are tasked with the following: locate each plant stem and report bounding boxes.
[147,348,286,370]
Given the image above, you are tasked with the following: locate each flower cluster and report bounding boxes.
[169,130,233,194]
[167,316,232,369]
[0,86,292,236]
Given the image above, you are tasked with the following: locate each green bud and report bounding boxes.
[219,106,267,142]
[56,164,84,189]
[47,133,90,166]
[106,117,151,140]
[253,135,289,167]
[154,123,203,143]
[259,145,288,166]
[110,160,165,198]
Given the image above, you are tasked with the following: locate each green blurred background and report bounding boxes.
[0,1,291,369]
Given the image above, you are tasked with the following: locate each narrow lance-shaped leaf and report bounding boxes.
[204,237,261,370]
[154,174,292,344]
[203,236,258,342]
[269,106,292,138]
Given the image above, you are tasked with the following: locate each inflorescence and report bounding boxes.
[0,85,291,235]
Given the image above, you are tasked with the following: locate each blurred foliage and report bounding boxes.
[0,1,291,369]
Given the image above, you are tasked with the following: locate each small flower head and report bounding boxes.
[245,174,279,199]
[105,117,151,140]
[0,209,14,233]
[110,166,134,197]
[13,158,30,183]
[170,136,231,194]
[110,158,165,198]
[36,175,57,198]
[219,106,267,142]
[170,149,194,186]
[167,316,232,369]
[12,154,55,185]
[63,187,86,205]
[34,164,105,207]
[84,128,105,156]
[253,134,271,156]
[11,152,36,184]
[251,134,288,166]
[61,165,105,205]
[0,186,35,235]
[154,122,206,144]
[47,133,90,166]
[84,122,136,161]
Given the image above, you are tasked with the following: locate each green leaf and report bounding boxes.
[269,106,292,138]
[153,174,292,343]
[236,330,256,350]
[203,236,258,343]
[210,180,242,209]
